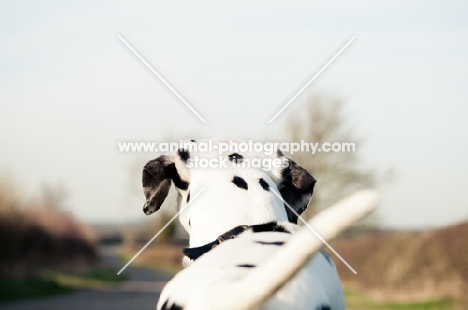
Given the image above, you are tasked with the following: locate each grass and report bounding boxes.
[143,262,182,275]
[333,223,468,303]
[118,251,182,276]
[0,268,127,303]
[345,289,455,310]
[120,250,182,275]
[0,277,73,303]
[43,267,127,289]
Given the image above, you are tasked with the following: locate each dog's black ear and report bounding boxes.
[142,155,189,215]
[277,156,316,224]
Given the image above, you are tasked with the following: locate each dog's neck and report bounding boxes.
[179,184,289,247]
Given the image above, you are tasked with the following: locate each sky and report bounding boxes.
[1,1,467,229]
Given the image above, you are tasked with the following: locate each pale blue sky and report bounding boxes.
[1,1,467,228]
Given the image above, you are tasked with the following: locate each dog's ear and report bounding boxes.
[276,154,316,224]
[142,155,189,215]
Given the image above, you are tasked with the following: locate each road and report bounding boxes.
[0,246,174,310]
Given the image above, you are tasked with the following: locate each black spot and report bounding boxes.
[228,153,244,163]
[190,139,196,142]
[255,241,284,246]
[186,191,190,202]
[232,176,248,190]
[316,305,331,310]
[178,149,190,163]
[160,300,183,310]
[280,164,292,180]
[251,222,290,234]
[320,250,332,266]
[237,264,255,268]
[165,163,189,190]
[259,178,270,191]
[278,160,316,224]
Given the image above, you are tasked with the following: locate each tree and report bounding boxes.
[40,182,68,211]
[284,95,377,223]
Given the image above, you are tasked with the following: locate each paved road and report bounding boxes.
[0,246,174,310]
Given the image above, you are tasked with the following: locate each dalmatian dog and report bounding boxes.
[142,139,347,310]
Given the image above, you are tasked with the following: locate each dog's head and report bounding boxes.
[142,139,315,242]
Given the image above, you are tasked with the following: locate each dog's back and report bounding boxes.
[157,227,345,310]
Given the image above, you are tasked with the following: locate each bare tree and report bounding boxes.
[40,182,68,211]
[284,95,377,223]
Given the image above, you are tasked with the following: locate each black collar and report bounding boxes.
[183,222,290,261]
